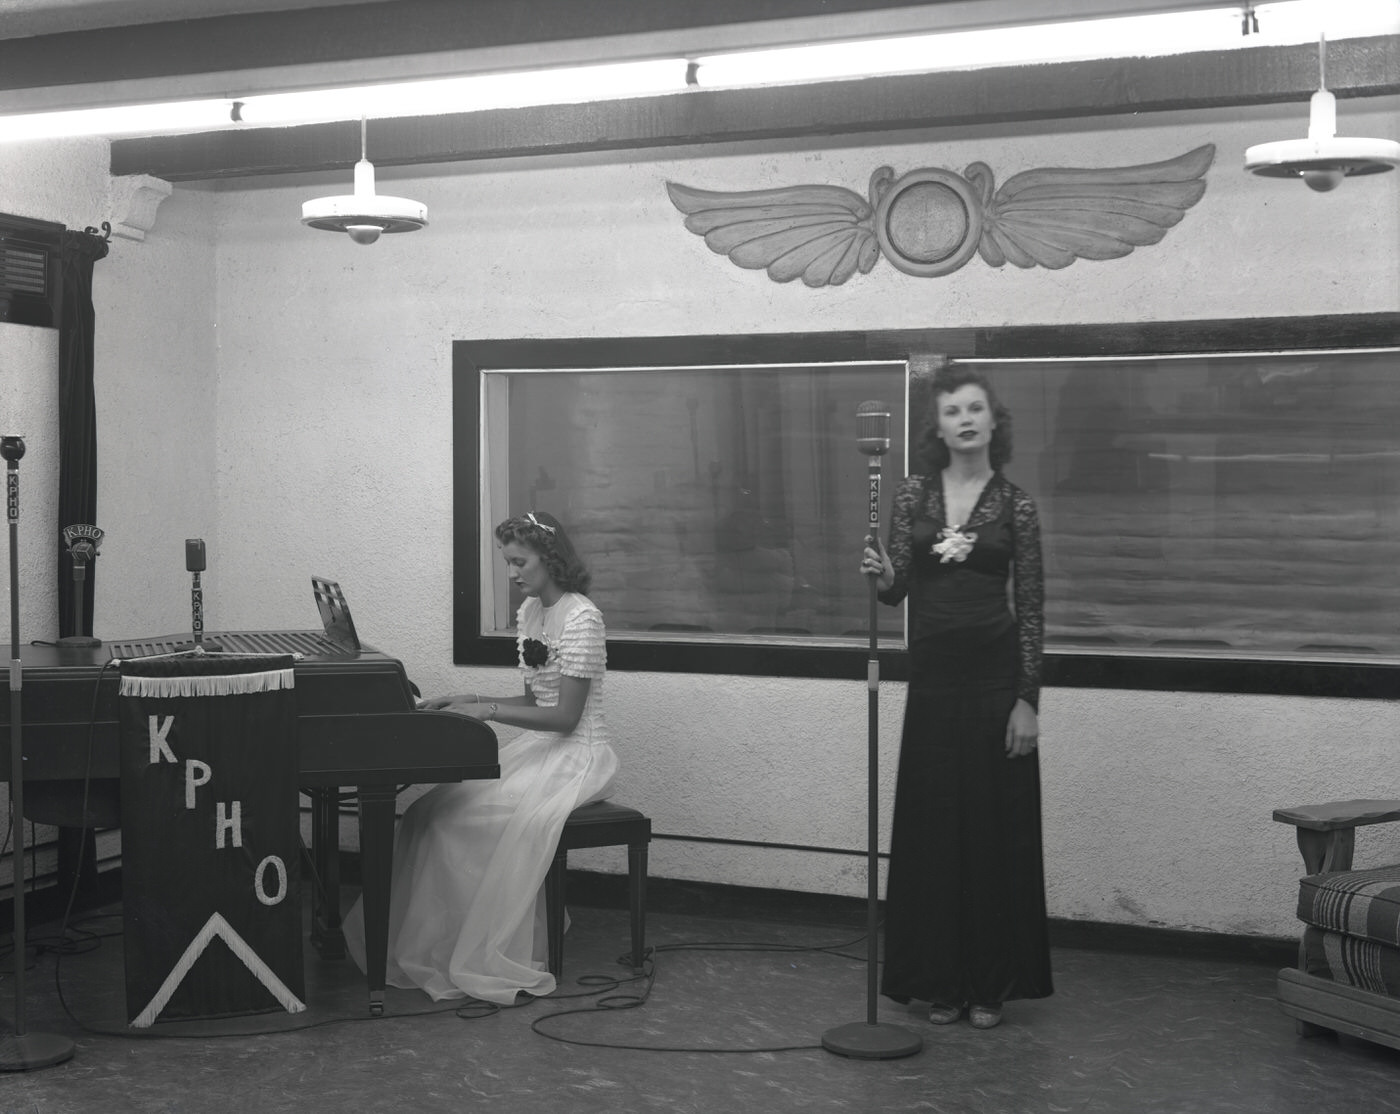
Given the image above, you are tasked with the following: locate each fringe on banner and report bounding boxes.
[119,667,296,699]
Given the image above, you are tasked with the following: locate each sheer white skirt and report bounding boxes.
[343,725,618,1004]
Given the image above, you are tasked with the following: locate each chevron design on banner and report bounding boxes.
[131,912,307,1029]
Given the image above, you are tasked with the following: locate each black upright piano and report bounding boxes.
[0,630,499,1016]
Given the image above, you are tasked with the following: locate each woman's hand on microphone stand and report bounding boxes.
[861,536,893,592]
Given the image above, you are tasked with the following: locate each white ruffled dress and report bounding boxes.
[344,592,617,1004]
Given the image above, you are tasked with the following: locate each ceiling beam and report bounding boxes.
[108,36,1400,182]
[0,0,943,92]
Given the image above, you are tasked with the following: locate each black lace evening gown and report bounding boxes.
[877,470,1053,1008]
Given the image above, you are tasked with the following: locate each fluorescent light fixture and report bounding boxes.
[0,0,1392,141]
[0,59,689,141]
[237,58,690,127]
[0,99,231,142]
[691,0,1399,87]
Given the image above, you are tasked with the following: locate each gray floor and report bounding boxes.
[3,896,1398,1114]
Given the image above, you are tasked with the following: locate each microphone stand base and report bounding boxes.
[56,635,102,649]
[0,1031,76,1072]
[821,1020,923,1060]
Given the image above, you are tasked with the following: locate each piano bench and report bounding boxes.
[545,800,651,980]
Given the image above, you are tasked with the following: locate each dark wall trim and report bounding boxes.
[332,850,1298,966]
[109,36,1400,182]
[563,868,1297,967]
[1046,655,1399,700]
[0,0,936,92]
[454,313,1400,699]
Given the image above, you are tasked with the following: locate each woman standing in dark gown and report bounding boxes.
[861,366,1052,1030]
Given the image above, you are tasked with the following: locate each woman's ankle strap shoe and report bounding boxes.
[969,1005,1003,1029]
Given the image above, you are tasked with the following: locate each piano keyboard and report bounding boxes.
[108,631,350,659]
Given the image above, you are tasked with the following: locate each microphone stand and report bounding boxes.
[0,436,75,1072]
[822,408,922,1060]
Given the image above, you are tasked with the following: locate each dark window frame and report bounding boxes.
[454,313,1400,698]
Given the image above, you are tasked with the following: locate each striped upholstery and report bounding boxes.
[1297,865,1400,949]
[1301,926,1400,997]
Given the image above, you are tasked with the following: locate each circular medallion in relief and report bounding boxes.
[873,169,983,277]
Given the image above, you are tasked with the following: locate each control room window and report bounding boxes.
[973,346,1400,662]
[474,360,907,647]
[454,325,1400,693]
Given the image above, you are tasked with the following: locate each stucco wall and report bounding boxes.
[187,97,1399,939]
[3,94,1398,937]
[0,139,218,882]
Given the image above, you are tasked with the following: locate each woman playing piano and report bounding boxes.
[343,511,617,1004]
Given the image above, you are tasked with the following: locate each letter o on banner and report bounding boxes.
[254,855,288,906]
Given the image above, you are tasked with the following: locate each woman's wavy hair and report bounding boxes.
[913,366,1014,473]
[494,511,592,595]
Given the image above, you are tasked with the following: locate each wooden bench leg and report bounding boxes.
[545,849,568,979]
[628,843,648,973]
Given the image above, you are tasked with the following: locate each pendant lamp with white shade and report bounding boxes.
[301,118,427,243]
[1245,35,1400,193]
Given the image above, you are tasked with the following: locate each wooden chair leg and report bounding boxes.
[628,843,648,973]
[545,849,568,979]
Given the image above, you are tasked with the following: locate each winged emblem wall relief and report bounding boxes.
[666,144,1215,287]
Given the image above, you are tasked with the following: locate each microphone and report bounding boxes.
[58,524,104,648]
[185,538,219,651]
[857,400,891,546]
[856,400,891,458]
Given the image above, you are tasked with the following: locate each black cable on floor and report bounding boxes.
[522,929,874,1054]
[38,924,874,1051]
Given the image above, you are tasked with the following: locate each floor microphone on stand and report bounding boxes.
[821,403,921,1060]
[1,435,76,1072]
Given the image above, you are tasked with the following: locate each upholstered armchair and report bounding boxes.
[1274,799,1400,1051]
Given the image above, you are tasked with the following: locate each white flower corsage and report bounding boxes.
[932,525,977,563]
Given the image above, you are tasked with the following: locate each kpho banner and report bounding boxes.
[118,652,305,1026]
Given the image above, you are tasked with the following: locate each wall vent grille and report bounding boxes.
[0,214,63,328]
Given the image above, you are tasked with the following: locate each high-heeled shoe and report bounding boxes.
[928,1004,963,1025]
[969,1004,1003,1029]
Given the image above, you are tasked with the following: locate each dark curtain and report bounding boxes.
[57,228,109,637]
